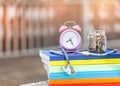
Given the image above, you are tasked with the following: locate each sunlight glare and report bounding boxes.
[0,6,3,20]
[6,6,16,20]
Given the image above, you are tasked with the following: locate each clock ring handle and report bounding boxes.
[63,21,77,27]
[63,21,81,32]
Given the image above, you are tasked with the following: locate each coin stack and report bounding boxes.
[88,30,107,53]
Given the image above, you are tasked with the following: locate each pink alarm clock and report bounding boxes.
[59,21,82,52]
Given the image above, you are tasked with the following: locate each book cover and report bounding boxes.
[42,57,120,66]
[49,78,120,84]
[48,70,120,80]
[39,49,120,61]
[46,64,120,73]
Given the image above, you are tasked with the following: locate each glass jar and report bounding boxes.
[88,30,107,53]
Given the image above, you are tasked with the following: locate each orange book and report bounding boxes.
[49,78,120,84]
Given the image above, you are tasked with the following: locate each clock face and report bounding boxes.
[60,29,82,51]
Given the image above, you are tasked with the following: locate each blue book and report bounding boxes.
[39,49,120,61]
[48,70,120,80]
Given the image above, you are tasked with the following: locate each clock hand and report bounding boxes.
[66,37,74,46]
[69,39,74,46]
[66,39,70,43]
[70,36,74,45]
[66,38,74,46]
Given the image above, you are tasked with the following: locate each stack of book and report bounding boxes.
[39,49,120,86]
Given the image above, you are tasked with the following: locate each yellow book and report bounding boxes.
[41,58,120,66]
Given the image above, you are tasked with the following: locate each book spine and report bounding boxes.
[49,64,120,73]
[50,58,120,66]
[40,50,120,61]
[48,70,120,80]
[49,83,120,86]
[49,78,120,84]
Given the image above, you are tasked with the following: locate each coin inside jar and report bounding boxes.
[88,30,107,53]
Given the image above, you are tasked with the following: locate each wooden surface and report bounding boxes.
[20,81,48,86]
[0,56,47,86]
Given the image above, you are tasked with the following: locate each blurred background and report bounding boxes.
[0,0,120,86]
